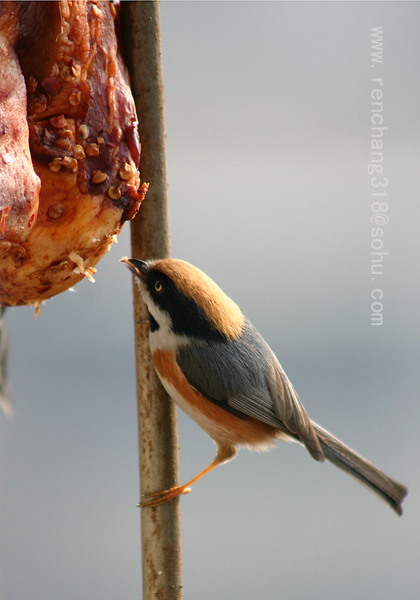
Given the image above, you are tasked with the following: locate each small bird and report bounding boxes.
[121,257,408,514]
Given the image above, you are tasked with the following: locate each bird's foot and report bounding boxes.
[139,485,192,508]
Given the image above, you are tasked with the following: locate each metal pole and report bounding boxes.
[120,3,183,598]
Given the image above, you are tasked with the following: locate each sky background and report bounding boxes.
[1,2,419,599]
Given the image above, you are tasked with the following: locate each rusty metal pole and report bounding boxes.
[120,3,183,599]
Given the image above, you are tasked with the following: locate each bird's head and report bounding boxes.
[120,257,244,342]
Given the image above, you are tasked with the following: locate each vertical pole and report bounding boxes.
[120,3,182,599]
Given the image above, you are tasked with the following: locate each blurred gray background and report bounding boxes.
[1,2,419,599]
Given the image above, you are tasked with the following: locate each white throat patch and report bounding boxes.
[139,285,190,352]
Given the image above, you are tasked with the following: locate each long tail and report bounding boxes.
[312,423,408,516]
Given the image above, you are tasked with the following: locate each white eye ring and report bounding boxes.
[155,281,162,292]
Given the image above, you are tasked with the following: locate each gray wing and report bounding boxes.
[176,319,324,461]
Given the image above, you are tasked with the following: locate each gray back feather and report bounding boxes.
[176,319,324,460]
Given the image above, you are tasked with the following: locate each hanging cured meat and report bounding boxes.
[0,0,147,313]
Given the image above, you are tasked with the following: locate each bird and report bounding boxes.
[121,256,408,515]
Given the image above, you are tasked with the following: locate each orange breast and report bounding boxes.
[152,348,282,450]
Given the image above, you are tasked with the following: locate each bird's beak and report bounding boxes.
[120,257,148,280]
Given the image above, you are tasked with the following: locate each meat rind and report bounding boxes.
[0,1,41,244]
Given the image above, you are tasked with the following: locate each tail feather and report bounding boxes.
[312,423,408,516]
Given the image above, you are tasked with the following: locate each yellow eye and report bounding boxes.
[155,281,162,292]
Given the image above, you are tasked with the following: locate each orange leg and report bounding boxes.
[140,444,237,508]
